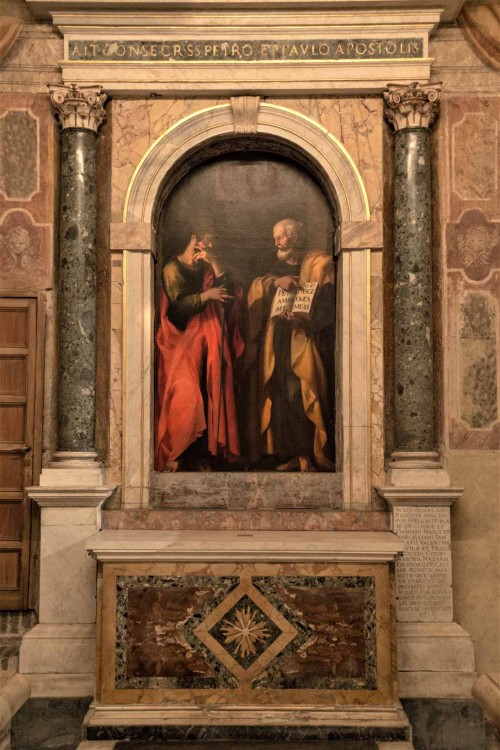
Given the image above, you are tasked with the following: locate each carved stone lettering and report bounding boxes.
[393,506,453,622]
[68,38,423,62]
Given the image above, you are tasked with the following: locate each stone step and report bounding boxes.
[77,743,415,750]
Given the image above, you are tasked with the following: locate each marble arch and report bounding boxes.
[118,100,378,508]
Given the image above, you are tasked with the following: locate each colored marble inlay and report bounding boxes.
[252,576,376,690]
[115,574,376,691]
[115,575,240,689]
[210,594,282,669]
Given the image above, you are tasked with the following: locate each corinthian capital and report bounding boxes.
[384,82,441,132]
[49,84,107,133]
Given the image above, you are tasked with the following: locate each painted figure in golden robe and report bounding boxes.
[245,219,335,471]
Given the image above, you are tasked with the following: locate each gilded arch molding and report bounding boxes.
[118,101,378,509]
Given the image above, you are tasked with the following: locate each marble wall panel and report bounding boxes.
[102,509,390,531]
[0,92,56,291]
[0,109,38,200]
[111,98,225,222]
[441,94,500,450]
[107,253,123,490]
[99,561,394,707]
[370,252,384,486]
[267,97,383,222]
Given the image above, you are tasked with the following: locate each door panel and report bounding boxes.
[0,298,37,609]
[0,454,24,490]
[0,358,27,395]
[0,503,23,540]
[0,551,21,589]
[0,405,25,443]
[0,310,29,346]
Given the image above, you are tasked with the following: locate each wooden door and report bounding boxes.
[0,297,39,609]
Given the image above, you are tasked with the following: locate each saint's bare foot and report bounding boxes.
[165,460,182,472]
[298,456,316,472]
[276,456,300,471]
[196,458,213,471]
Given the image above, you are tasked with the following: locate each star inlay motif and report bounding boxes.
[193,579,299,682]
[220,604,271,658]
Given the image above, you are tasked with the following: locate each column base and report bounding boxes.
[398,622,476,699]
[19,624,95,698]
[389,451,442,468]
[40,451,106,487]
[0,671,30,750]
[473,674,500,728]
[401,698,486,750]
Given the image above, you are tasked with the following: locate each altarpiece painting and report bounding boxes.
[154,152,337,473]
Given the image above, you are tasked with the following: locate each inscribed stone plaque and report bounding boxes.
[393,505,453,622]
[69,38,423,62]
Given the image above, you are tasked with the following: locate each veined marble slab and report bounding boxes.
[86,530,404,562]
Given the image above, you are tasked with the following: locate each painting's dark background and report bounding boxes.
[156,152,335,289]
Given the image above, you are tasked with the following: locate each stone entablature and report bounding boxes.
[24,0,461,95]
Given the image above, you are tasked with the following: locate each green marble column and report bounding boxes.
[49,84,107,452]
[384,82,441,453]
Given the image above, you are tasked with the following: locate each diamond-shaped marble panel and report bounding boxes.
[194,579,298,682]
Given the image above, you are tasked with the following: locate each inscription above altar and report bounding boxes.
[55,6,438,94]
[68,37,423,62]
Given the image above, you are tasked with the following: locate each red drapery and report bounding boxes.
[154,271,244,470]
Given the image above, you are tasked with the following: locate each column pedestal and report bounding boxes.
[19,469,115,698]
[378,463,476,700]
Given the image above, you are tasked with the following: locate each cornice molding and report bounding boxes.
[86,530,405,562]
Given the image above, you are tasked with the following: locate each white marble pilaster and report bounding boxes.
[121,248,154,508]
[338,245,372,508]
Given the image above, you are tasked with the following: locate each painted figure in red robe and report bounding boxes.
[155,226,244,471]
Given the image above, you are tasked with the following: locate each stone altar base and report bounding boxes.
[83,531,409,745]
[83,705,411,743]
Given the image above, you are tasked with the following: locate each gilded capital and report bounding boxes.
[384,82,441,132]
[49,84,107,133]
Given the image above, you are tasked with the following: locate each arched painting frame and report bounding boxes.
[117,100,378,509]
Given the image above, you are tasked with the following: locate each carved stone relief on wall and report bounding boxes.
[447,209,500,282]
[0,209,51,290]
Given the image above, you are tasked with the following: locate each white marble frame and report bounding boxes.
[119,102,374,509]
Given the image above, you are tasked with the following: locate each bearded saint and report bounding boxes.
[155,226,244,471]
[245,219,335,471]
